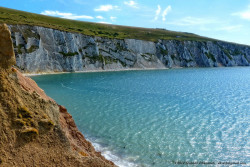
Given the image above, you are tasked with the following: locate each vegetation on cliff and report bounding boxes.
[0,6,214,42]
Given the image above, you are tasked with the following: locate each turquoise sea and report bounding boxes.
[32,67,250,167]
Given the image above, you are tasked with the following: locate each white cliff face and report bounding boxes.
[156,40,250,68]
[8,25,250,73]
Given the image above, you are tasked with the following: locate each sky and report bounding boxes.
[1,0,250,45]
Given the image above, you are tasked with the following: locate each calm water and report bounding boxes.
[32,67,250,167]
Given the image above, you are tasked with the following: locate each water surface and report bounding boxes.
[32,67,250,166]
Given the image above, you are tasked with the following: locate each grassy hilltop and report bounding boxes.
[0,6,214,42]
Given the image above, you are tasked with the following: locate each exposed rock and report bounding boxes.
[125,39,156,54]
[15,69,54,102]
[59,105,113,165]
[7,25,249,73]
[156,40,250,68]
[0,23,115,166]
[0,24,15,69]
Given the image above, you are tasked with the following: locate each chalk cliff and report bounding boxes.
[0,24,115,166]
[8,25,250,73]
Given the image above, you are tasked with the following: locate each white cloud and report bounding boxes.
[41,10,93,20]
[98,21,111,24]
[162,6,171,22]
[96,16,104,19]
[94,5,119,12]
[110,16,117,21]
[168,16,217,26]
[199,25,243,32]
[154,5,161,21]
[124,1,138,8]
[217,25,243,32]
[232,6,250,20]
[167,16,242,32]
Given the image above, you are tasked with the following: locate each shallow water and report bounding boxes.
[32,67,250,166]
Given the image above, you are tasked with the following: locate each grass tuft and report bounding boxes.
[79,151,89,157]
[205,52,216,62]
[160,48,168,55]
[27,45,38,53]
[20,127,39,141]
[38,119,54,131]
[59,51,78,57]
[18,106,32,118]
[223,49,233,60]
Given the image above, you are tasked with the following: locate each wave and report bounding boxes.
[86,137,146,167]
[61,83,82,91]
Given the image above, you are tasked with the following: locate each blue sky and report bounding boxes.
[1,0,250,45]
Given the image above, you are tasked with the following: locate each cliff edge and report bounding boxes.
[0,24,115,166]
[9,25,250,73]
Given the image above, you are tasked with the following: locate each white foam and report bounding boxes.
[88,138,143,167]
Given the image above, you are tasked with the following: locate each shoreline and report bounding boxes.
[23,66,250,77]
[23,67,171,76]
[86,136,141,167]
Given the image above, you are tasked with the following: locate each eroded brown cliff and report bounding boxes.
[0,23,115,167]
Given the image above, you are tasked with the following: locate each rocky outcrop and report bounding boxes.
[0,24,15,69]
[156,40,250,68]
[9,25,249,73]
[0,24,115,166]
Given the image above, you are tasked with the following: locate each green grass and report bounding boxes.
[243,54,249,63]
[59,51,78,57]
[171,54,176,60]
[205,52,216,62]
[160,48,168,55]
[27,45,38,53]
[223,49,233,60]
[0,6,216,42]
[18,106,32,118]
[232,48,243,56]
[17,44,25,54]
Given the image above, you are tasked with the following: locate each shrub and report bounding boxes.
[19,127,39,142]
[27,45,38,53]
[171,54,175,60]
[244,54,249,63]
[233,49,242,55]
[160,48,168,55]
[116,43,125,51]
[38,119,54,131]
[79,151,88,157]
[14,119,26,127]
[113,32,119,37]
[59,51,78,57]
[223,49,232,60]
[18,106,32,118]
[104,56,117,64]
[205,52,216,62]
[17,44,25,54]
[22,118,35,127]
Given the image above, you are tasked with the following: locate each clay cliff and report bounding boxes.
[0,24,115,166]
[7,25,250,73]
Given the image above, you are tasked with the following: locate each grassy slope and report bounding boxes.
[0,6,216,42]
